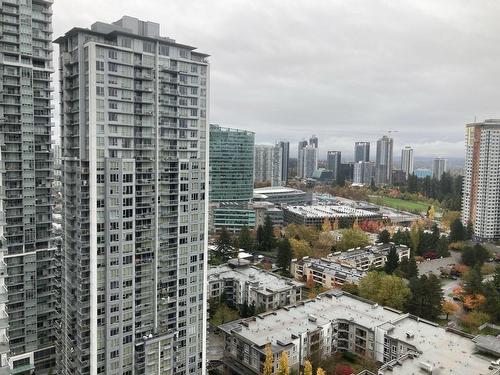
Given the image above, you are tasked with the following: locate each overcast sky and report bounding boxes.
[53,0,500,159]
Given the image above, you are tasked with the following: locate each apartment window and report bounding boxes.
[96,61,104,71]
[96,86,104,96]
[108,62,118,72]
[159,45,169,56]
[143,41,154,53]
[108,112,118,122]
[108,87,118,97]
[108,50,118,60]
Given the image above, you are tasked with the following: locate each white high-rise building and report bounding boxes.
[254,144,285,186]
[302,146,318,179]
[375,135,393,185]
[353,161,374,185]
[1,0,57,373]
[401,146,414,179]
[432,158,447,180]
[462,120,500,241]
[55,16,209,375]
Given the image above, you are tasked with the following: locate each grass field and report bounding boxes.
[369,196,429,213]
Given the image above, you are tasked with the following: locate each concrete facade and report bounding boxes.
[56,17,208,375]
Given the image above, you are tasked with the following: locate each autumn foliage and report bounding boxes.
[335,364,355,375]
[462,294,486,310]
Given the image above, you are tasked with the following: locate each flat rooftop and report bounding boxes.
[253,187,306,195]
[285,205,379,219]
[220,292,495,374]
[296,258,366,281]
[208,265,303,294]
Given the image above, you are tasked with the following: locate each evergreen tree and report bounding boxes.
[406,274,443,320]
[384,246,399,274]
[261,215,276,251]
[430,223,440,249]
[216,227,233,260]
[461,244,490,267]
[465,264,483,295]
[398,257,409,278]
[466,220,474,240]
[370,177,377,191]
[237,226,254,252]
[277,238,293,271]
[407,256,419,279]
[378,229,391,244]
[256,225,264,250]
[449,218,465,242]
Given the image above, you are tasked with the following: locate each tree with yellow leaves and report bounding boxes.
[442,300,459,320]
[263,344,273,375]
[427,205,436,221]
[321,217,331,232]
[304,360,313,375]
[316,367,326,375]
[277,351,289,375]
[332,218,339,230]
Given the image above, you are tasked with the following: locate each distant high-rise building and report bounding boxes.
[432,158,447,180]
[462,119,500,241]
[302,146,318,179]
[1,0,57,373]
[354,142,370,162]
[327,151,342,181]
[338,162,355,184]
[401,146,414,179]
[210,125,254,202]
[254,145,274,183]
[375,136,394,185]
[277,141,290,185]
[254,144,284,187]
[297,140,308,179]
[353,161,374,185]
[56,17,209,374]
[309,135,319,149]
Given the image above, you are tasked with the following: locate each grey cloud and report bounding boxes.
[53,0,500,159]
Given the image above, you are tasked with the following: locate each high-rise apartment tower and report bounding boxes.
[401,146,414,179]
[354,142,370,162]
[55,16,209,375]
[375,136,393,185]
[432,158,447,180]
[462,120,500,241]
[1,0,57,373]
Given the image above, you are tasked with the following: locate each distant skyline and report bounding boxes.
[53,0,500,158]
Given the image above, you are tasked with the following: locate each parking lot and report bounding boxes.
[417,251,462,276]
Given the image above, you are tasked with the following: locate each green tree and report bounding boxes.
[358,272,411,310]
[261,215,276,251]
[407,256,419,279]
[341,282,359,296]
[237,226,254,252]
[378,229,391,244]
[392,229,410,247]
[256,225,264,250]
[466,220,474,240]
[465,264,483,295]
[215,227,233,260]
[384,246,399,274]
[406,274,443,320]
[370,177,377,191]
[461,244,490,267]
[449,218,465,242]
[336,228,370,251]
[277,238,293,271]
